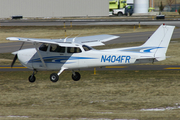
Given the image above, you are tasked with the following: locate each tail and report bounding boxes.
[141,24,175,61]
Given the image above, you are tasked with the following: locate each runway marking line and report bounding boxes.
[105,66,127,68]
[0,67,27,69]
[165,67,180,70]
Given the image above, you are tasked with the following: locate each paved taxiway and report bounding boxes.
[1,20,180,27]
[0,20,180,71]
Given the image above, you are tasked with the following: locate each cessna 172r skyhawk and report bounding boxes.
[6,24,175,83]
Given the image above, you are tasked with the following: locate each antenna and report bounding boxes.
[64,37,68,42]
[72,37,77,43]
[72,33,82,43]
[63,33,74,42]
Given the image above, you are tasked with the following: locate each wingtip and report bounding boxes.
[6,37,20,41]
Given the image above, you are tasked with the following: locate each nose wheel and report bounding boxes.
[28,75,36,83]
[28,70,37,83]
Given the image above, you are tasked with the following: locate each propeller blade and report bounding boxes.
[11,42,24,68]
[11,54,17,68]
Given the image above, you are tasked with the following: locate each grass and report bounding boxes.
[0,70,180,119]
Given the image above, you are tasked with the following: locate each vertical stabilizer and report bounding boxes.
[141,24,175,61]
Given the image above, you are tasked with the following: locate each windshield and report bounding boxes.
[121,1,126,3]
[82,45,92,51]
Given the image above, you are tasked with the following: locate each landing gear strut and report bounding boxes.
[28,70,37,83]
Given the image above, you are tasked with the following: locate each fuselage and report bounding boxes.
[16,43,156,71]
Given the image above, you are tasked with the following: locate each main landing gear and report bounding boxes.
[72,71,81,81]
[28,70,81,83]
[49,71,81,82]
[50,73,59,82]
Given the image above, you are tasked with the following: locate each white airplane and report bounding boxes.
[6,24,175,83]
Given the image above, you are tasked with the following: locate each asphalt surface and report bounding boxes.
[1,20,180,27]
[1,20,180,71]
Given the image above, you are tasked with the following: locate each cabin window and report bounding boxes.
[67,47,82,53]
[39,43,48,51]
[50,44,65,53]
[83,45,92,51]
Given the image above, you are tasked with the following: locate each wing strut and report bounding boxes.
[34,43,47,68]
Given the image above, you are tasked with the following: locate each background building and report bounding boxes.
[134,0,149,13]
[0,0,109,18]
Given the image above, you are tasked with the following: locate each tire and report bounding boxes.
[72,72,81,81]
[118,12,123,16]
[50,73,59,82]
[28,75,36,83]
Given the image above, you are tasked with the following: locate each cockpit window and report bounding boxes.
[50,44,65,53]
[83,45,92,51]
[67,47,82,53]
[39,43,48,51]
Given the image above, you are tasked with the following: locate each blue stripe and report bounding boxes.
[29,56,97,64]
[143,47,163,53]
[121,47,165,53]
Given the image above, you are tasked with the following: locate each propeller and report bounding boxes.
[11,54,18,67]
[11,42,24,68]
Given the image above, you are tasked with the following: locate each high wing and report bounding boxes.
[6,34,119,47]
